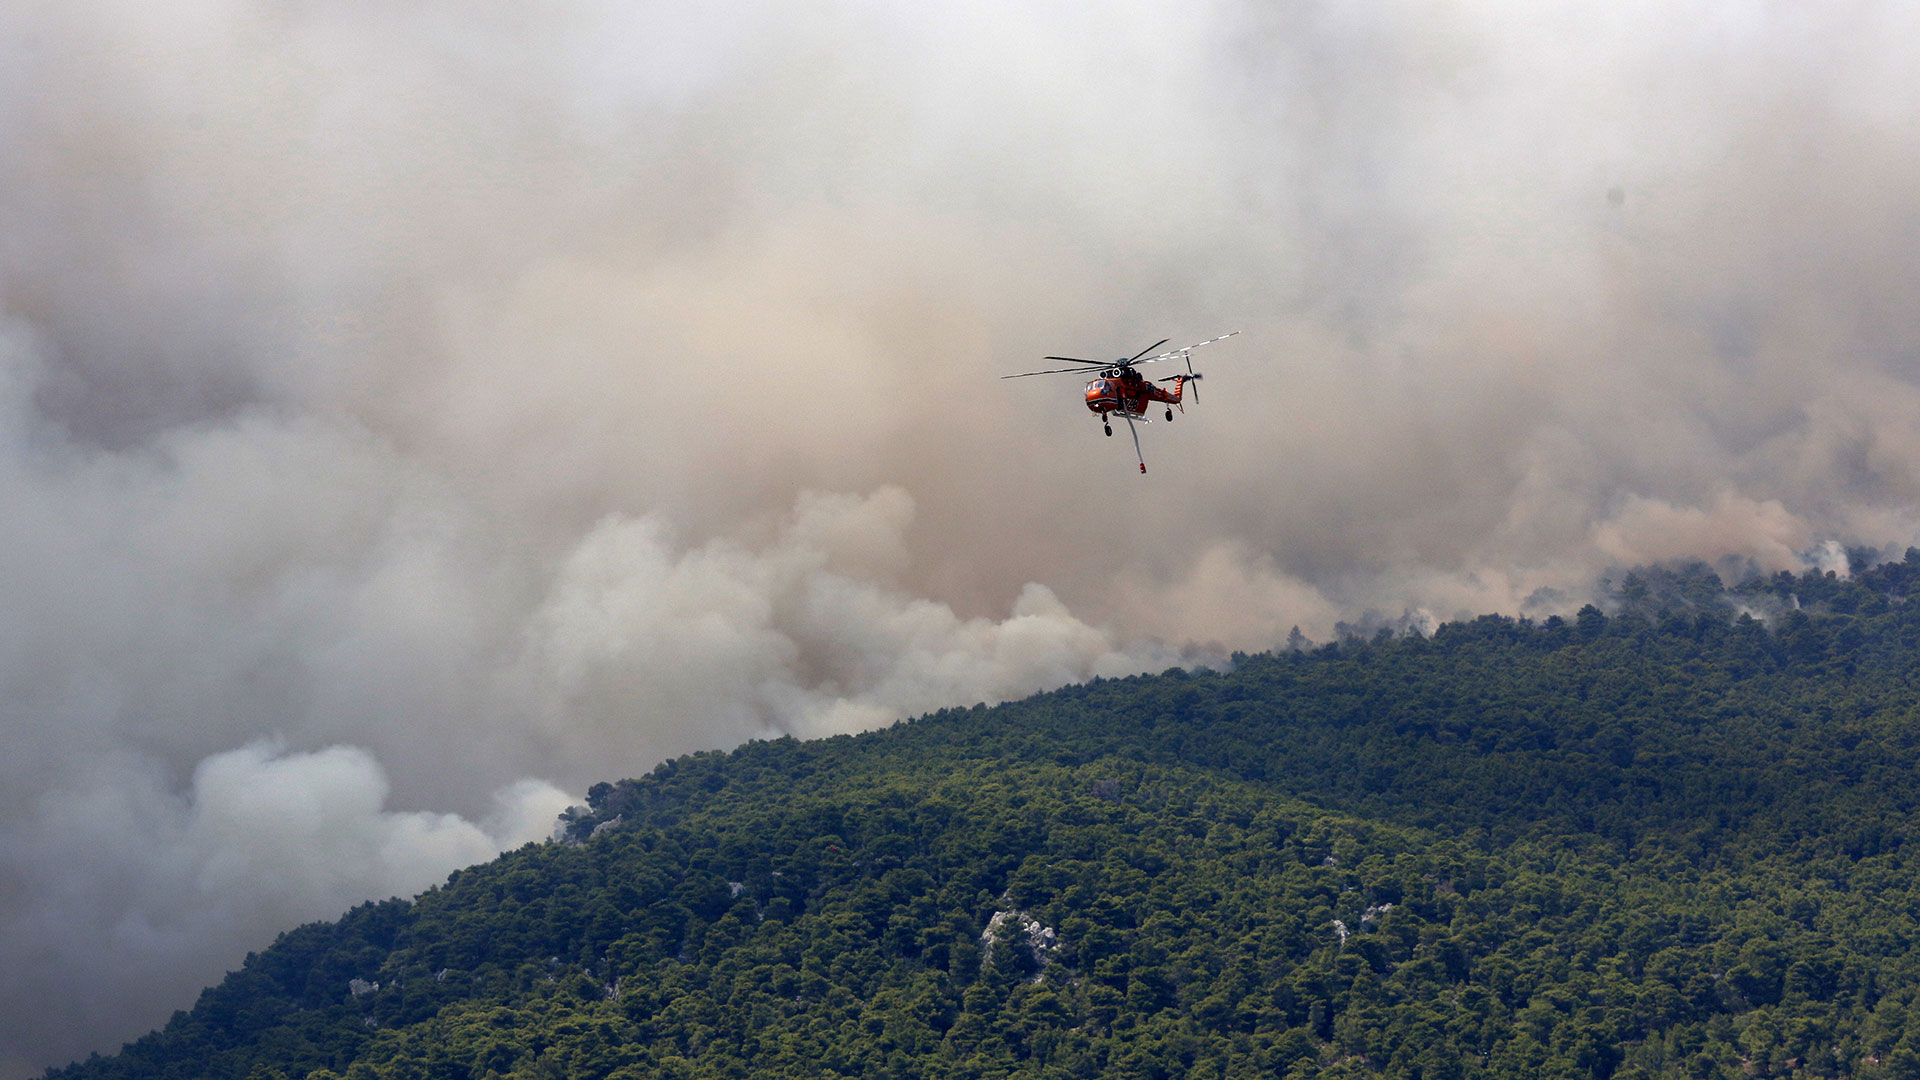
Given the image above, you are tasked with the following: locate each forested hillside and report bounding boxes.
[50,556,1920,1080]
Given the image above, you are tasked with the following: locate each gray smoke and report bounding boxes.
[4,0,1920,1072]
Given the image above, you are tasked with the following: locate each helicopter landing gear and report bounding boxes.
[1103,422,1112,436]
[1166,408,1173,421]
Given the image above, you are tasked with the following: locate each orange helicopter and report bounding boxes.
[1003,332,1238,473]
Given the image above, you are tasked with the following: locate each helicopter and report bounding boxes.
[1003,332,1239,473]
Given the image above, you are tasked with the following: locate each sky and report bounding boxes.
[4,0,1920,1072]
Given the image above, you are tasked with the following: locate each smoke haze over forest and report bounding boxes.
[4,0,1920,1072]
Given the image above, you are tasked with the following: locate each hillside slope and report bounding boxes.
[49,558,1920,1080]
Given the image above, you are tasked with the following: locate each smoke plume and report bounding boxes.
[4,0,1920,1071]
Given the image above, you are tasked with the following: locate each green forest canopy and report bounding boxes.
[49,555,1920,1080]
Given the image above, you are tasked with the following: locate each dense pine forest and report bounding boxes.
[50,556,1920,1080]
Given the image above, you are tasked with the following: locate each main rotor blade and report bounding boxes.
[1015,333,1235,379]
[1183,331,1240,351]
[1002,365,1107,379]
[1128,338,1171,363]
[1134,331,1241,365]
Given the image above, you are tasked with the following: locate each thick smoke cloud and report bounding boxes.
[4,0,1920,1071]
[0,743,569,1070]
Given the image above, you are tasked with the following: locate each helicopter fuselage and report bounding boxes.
[1084,368,1188,419]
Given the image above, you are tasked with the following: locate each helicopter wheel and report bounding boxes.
[1104,423,1112,437]
[1166,408,1173,421]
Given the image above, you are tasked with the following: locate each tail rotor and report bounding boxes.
[1158,351,1203,402]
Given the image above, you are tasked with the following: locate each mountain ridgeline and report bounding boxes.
[50,555,1920,1080]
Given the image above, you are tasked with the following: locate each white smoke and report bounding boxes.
[513,485,1187,768]
[5,0,1920,1072]
[0,743,569,1079]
